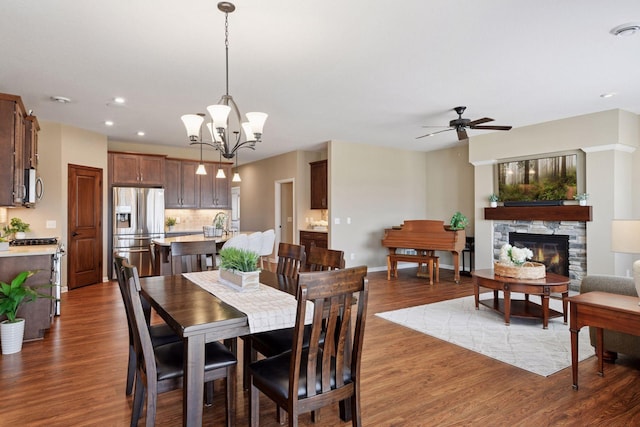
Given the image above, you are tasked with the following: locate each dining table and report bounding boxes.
[139,269,297,426]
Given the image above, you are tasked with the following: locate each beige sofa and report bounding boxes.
[580,274,640,362]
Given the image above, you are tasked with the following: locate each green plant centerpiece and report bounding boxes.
[449,211,469,230]
[165,217,177,229]
[0,270,54,354]
[218,247,260,291]
[4,217,30,238]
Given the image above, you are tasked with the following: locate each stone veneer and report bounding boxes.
[492,220,587,291]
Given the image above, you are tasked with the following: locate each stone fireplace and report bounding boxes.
[485,205,591,290]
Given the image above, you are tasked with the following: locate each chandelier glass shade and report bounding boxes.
[181,1,267,161]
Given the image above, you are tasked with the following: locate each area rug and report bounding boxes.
[375,295,595,377]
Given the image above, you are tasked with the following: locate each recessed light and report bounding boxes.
[600,92,617,98]
[104,120,114,126]
[113,97,126,104]
[137,131,145,137]
[50,96,71,104]
[611,23,640,37]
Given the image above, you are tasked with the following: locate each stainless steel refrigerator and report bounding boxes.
[112,187,164,277]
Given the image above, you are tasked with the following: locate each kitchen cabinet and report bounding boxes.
[24,115,39,169]
[0,252,56,341]
[164,159,232,209]
[200,163,232,209]
[110,152,165,186]
[310,160,327,209]
[0,93,27,206]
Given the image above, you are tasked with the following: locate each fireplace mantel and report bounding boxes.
[484,205,592,222]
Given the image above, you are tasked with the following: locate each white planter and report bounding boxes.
[0,241,9,251]
[1,318,25,354]
[579,199,587,206]
[15,232,26,239]
[219,268,260,291]
[490,201,498,208]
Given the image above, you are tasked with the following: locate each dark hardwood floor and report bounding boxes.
[2,267,640,426]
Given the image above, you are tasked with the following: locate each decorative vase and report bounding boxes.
[1,318,25,354]
[15,232,26,239]
[579,199,587,206]
[168,225,174,232]
[219,268,260,291]
[490,201,498,208]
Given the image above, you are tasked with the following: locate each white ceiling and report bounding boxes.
[2,1,640,165]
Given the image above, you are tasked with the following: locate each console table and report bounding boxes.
[568,291,640,390]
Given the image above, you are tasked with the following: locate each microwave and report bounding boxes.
[24,168,43,206]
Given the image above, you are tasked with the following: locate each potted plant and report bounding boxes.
[165,217,177,231]
[489,193,499,208]
[574,193,589,206]
[4,217,30,239]
[0,270,53,354]
[449,211,469,230]
[218,247,260,290]
[213,212,227,237]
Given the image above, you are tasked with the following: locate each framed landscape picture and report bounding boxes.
[496,151,584,203]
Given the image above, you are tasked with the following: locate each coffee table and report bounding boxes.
[472,269,570,329]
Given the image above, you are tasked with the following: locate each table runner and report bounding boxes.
[183,271,313,333]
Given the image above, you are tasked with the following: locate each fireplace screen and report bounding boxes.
[509,233,569,276]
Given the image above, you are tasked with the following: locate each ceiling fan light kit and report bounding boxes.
[416,106,512,141]
[181,1,267,179]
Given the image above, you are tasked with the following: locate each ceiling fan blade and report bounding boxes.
[470,125,513,131]
[421,125,450,128]
[467,117,494,126]
[415,128,453,139]
[457,128,468,141]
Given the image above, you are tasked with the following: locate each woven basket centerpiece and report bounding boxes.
[494,261,546,279]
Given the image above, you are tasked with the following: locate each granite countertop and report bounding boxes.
[152,234,229,247]
[0,245,59,257]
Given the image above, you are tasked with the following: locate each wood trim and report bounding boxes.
[484,205,592,222]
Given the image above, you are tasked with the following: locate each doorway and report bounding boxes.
[275,179,295,249]
[67,164,103,289]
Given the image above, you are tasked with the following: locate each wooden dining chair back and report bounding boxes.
[306,246,345,271]
[275,242,306,278]
[170,240,216,274]
[113,253,180,397]
[121,262,237,427]
[249,265,369,427]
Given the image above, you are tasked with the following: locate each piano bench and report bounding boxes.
[387,253,439,285]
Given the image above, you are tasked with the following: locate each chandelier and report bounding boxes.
[181,1,267,170]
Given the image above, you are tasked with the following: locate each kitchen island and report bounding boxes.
[151,234,232,276]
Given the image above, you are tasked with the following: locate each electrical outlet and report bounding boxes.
[335,218,341,225]
[350,253,355,260]
[175,217,181,224]
[46,220,56,229]
[347,217,351,224]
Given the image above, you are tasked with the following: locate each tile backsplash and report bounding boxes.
[164,209,231,232]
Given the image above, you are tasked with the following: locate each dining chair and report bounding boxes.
[170,240,216,274]
[305,246,345,271]
[241,242,307,390]
[113,254,180,396]
[275,242,306,278]
[121,261,238,427]
[259,229,276,271]
[249,265,369,427]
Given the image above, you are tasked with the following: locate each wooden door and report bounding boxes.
[68,164,103,289]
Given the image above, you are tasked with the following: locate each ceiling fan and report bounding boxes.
[416,106,512,141]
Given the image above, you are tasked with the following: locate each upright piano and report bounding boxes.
[382,219,466,283]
